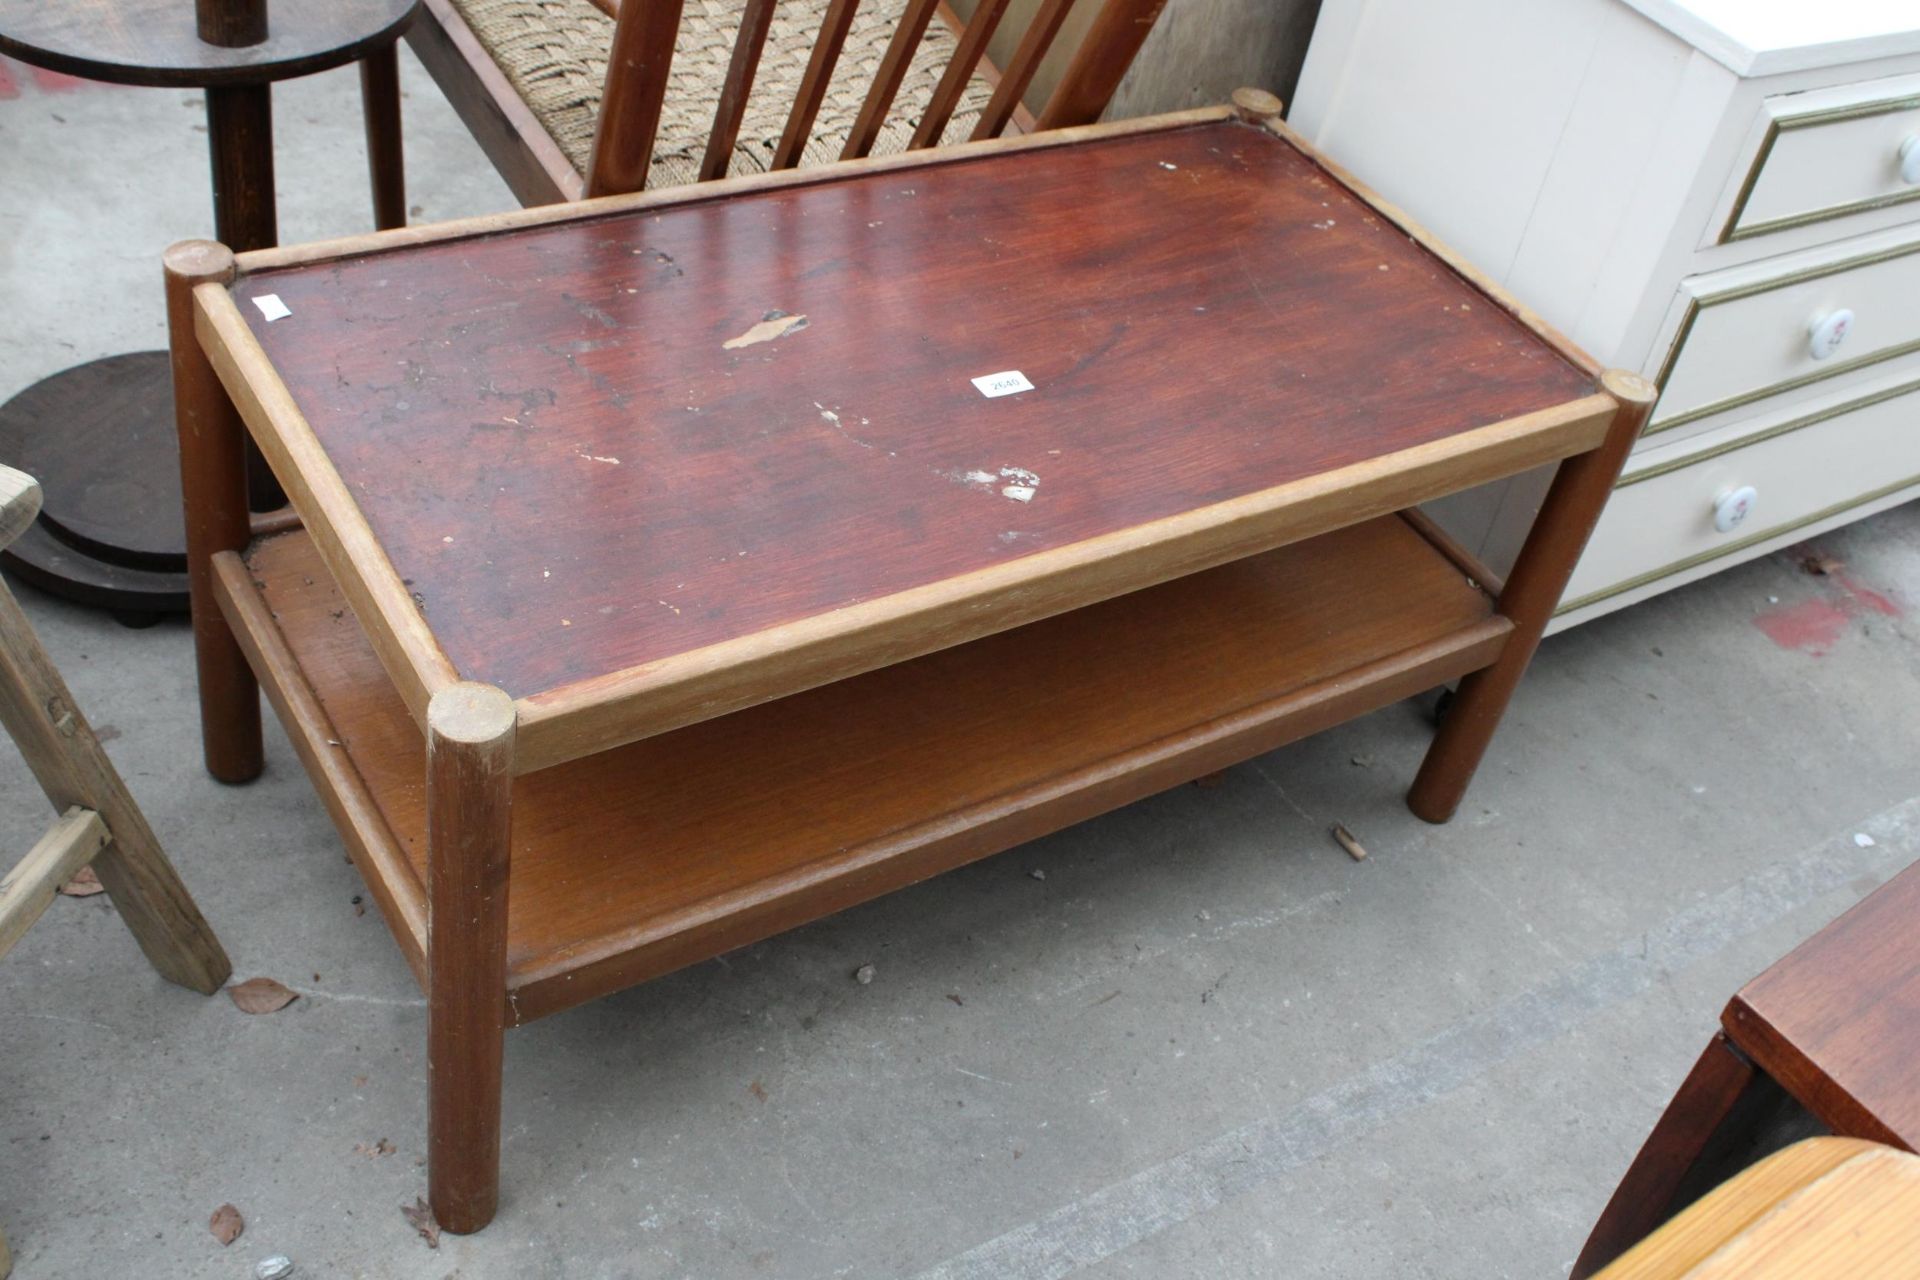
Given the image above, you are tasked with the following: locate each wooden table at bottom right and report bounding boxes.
[1574,857,1920,1276]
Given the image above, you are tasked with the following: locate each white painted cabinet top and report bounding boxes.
[1617,0,1920,76]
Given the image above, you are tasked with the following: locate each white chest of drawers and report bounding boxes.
[1291,0,1920,627]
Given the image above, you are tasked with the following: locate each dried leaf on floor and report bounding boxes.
[209,1202,244,1246]
[1800,552,1844,576]
[57,866,104,897]
[229,977,299,1015]
[354,1138,396,1158]
[402,1196,440,1249]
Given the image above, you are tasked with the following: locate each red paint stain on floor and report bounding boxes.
[0,58,21,101]
[1835,571,1903,618]
[1755,598,1854,656]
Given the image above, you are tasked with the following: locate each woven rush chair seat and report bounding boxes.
[451,0,996,188]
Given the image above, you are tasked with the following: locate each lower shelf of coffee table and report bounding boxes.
[215,514,1510,1024]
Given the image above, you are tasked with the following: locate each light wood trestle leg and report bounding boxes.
[1406,369,1658,823]
[166,240,264,785]
[0,468,231,994]
[425,682,517,1234]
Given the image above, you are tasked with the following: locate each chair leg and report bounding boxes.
[165,241,263,785]
[1406,370,1657,823]
[0,579,231,993]
[426,683,517,1234]
[360,46,408,231]
[1572,1033,1762,1279]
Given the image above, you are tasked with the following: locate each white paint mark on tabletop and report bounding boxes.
[576,451,621,465]
[251,293,292,322]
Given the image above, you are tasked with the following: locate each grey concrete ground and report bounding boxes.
[4,45,1920,1280]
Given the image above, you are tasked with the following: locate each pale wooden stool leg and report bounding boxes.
[1406,370,1658,823]
[166,241,264,785]
[0,576,231,992]
[426,683,517,1234]
[360,45,407,231]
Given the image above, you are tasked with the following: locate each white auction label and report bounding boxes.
[251,293,292,322]
[971,370,1034,398]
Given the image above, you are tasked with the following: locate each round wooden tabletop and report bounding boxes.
[0,0,417,89]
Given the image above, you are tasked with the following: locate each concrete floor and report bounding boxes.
[3,46,1919,1280]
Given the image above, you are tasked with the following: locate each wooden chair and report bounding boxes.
[1574,857,1920,1276]
[407,0,1171,205]
[0,465,231,1276]
[1594,1138,1920,1278]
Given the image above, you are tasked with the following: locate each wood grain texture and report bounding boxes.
[361,44,408,231]
[405,0,584,206]
[212,550,429,982]
[1034,0,1168,129]
[1574,1034,1761,1280]
[237,514,1507,1022]
[583,0,687,197]
[226,121,1594,728]
[167,241,264,784]
[0,467,42,555]
[0,808,111,960]
[233,106,1229,273]
[425,682,516,1234]
[0,572,230,993]
[0,0,416,88]
[1406,371,1656,822]
[194,283,460,732]
[1595,1139,1920,1279]
[1726,858,1920,1151]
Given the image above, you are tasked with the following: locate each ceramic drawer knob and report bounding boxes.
[1900,135,1920,185]
[1807,308,1854,361]
[1713,485,1758,534]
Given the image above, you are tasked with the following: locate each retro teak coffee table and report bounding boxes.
[166,99,1654,1231]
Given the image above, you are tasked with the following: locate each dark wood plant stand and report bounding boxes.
[0,0,416,620]
[168,97,1653,1232]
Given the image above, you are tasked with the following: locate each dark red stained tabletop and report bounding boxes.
[232,119,1593,699]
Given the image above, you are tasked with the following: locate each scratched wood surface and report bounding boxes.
[231,118,1591,698]
[1727,858,1920,1150]
[241,513,1504,1018]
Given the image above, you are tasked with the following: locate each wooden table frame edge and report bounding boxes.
[194,102,1627,773]
[167,96,1659,1233]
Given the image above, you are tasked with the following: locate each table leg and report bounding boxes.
[164,241,263,785]
[360,46,408,231]
[1405,370,1657,823]
[426,683,517,1235]
[1572,1033,1759,1278]
[204,82,287,512]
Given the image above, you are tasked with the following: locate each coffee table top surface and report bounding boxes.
[0,0,415,87]
[214,113,1605,759]
[1730,857,1920,1149]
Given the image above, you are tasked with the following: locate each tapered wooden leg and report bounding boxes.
[1573,1033,1765,1278]
[426,683,517,1234]
[0,575,231,992]
[360,46,407,231]
[165,241,263,785]
[204,83,286,512]
[1407,370,1658,823]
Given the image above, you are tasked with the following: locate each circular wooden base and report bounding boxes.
[0,351,190,619]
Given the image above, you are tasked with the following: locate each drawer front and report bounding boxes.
[1653,234,1920,433]
[1562,377,1920,613]
[1724,76,1920,243]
